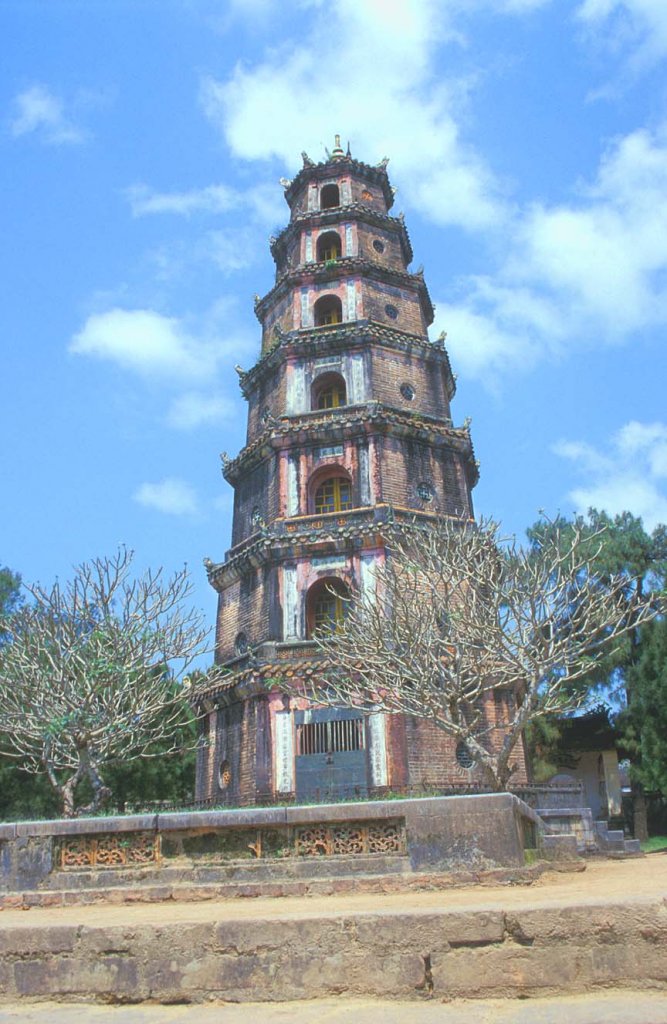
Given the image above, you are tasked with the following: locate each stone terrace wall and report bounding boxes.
[0,793,541,892]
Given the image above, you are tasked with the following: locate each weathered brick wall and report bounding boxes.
[261,291,294,352]
[231,459,278,546]
[350,177,388,209]
[357,222,406,271]
[216,565,280,661]
[404,711,528,790]
[362,279,427,336]
[194,700,259,807]
[246,365,287,442]
[376,436,471,516]
[369,346,452,420]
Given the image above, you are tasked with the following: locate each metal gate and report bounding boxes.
[294,707,368,802]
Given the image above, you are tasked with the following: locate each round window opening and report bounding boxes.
[385,303,399,320]
[456,742,475,770]
[417,482,434,502]
[361,189,373,202]
[373,239,385,254]
[400,382,415,401]
[219,759,232,790]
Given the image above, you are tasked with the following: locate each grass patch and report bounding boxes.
[641,835,667,853]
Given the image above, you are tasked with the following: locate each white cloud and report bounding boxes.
[436,120,667,382]
[126,181,283,227]
[200,0,507,231]
[70,308,223,381]
[133,478,199,516]
[553,421,667,531]
[9,84,84,145]
[167,391,236,430]
[126,184,239,217]
[576,0,667,66]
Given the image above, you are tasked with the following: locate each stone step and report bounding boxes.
[39,853,411,891]
[601,830,626,844]
[0,860,578,910]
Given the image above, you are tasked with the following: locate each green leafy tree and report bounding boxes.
[0,549,210,817]
[624,617,667,795]
[0,565,22,644]
[527,510,667,837]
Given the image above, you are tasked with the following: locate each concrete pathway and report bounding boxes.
[2,992,667,1023]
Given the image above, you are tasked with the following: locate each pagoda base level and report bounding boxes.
[195,680,528,809]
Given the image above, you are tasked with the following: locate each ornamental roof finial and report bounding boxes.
[332,133,345,159]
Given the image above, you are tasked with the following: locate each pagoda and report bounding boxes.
[196,138,513,805]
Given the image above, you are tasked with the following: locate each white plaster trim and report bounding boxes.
[282,565,299,640]
[287,456,299,516]
[346,280,356,321]
[359,445,371,506]
[286,363,306,414]
[305,231,313,262]
[368,713,388,787]
[349,352,365,403]
[602,750,622,817]
[275,712,295,793]
[341,179,352,204]
[345,223,353,257]
[360,552,377,602]
[300,287,310,328]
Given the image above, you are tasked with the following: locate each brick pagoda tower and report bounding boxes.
[196,138,512,805]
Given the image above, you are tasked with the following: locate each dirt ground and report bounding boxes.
[2,991,667,1024]
[2,852,666,929]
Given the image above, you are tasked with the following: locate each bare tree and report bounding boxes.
[306,517,658,791]
[0,548,210,816]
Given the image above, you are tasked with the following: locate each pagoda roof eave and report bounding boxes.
[254,257,434,325]
[221,401,476,484]
[283,155,394,210]
[205,505,478,592]
[240,321,455,400]
[270,203,413,267]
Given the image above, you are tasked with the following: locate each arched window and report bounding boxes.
[313,474,352,514]
[314,294,342,326]
[320,184,340,210]
[317,231,342,262]
[312,371,346,410]
[306,577,350,637]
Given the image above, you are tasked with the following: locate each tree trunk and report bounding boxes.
[632,781,649,841]
[59,778,77,818]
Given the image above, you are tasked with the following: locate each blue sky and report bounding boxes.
[2,0,667,652]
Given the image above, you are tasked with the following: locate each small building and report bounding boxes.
[195,140,528,806]
[547,707,623,820]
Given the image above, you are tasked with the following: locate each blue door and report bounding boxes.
[294,708,368,802]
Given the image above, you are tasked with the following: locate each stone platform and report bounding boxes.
[0,856,664,1005]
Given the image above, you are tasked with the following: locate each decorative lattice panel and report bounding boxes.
[58,832,160,870]
[294,820,405,858]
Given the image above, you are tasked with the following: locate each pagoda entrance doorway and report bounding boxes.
[294,707,368,802]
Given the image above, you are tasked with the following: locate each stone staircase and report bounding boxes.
[594,819,641,855]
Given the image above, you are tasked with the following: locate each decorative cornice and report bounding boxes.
[206,505,476,592]
[240,320,455,400]
[194,646,324,702]
[283,156,394,210]
[221,401,476,484]
[254,256,434,326]
[270,202,413,268]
